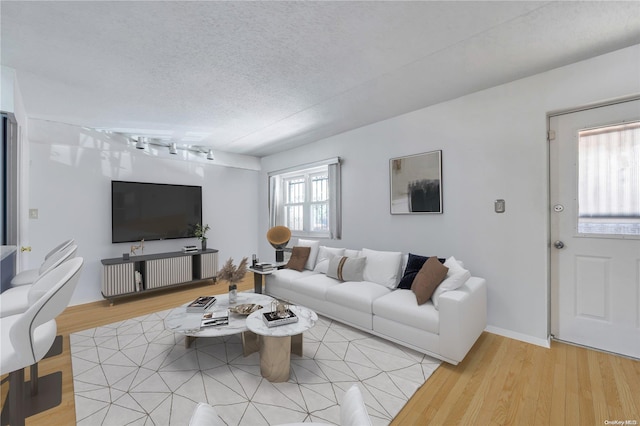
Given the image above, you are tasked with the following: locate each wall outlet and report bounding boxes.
[494,199,505,213]
[29,208,39,219]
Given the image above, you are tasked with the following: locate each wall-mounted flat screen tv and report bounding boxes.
[111,180,202,243]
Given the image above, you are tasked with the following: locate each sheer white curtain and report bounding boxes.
[268,157,341,240]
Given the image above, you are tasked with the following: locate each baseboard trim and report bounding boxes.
[485,326,551,348]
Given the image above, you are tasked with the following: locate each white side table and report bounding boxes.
[246,305,318,382]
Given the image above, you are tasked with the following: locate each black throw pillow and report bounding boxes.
[397,253,445,289]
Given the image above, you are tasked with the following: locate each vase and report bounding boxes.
[201,239,207,251]
[228,282,237,303]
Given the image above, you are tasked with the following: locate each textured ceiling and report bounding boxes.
[2,1,639,157]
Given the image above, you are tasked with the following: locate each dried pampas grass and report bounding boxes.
[218,257,248,283]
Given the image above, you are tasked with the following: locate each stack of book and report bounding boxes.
[201,311,229,327]
[253,262,274,272]
[182,245,199,253]
[186,296,216,313]
[262,309,298,327]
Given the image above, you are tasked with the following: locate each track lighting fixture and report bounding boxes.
[207,149,215,160]
[169,142,178,155]
[135,137,146,149]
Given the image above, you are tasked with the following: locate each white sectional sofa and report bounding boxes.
[265,243,487,365]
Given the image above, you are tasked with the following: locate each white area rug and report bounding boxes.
[70,309,440,425]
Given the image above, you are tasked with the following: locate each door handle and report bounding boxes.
[21,246,32,252]
[553,240,565,249]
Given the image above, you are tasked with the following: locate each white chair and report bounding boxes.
[10,243,77,287]
[43,238,74,261]
[189,384,371,426]
[0,257,83,426]
[1,256,79,318]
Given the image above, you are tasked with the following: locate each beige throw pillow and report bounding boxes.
[327,256,367,282]
[286,246,311,272]
[411,256,449,305]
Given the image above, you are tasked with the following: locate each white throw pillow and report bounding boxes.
[314,246,346,274]
[327,256,367,282]
[432,256,471,309]
[297,239,320,270]
[340,384,372,426]
[344,249,361,258]
[362,248,403,288]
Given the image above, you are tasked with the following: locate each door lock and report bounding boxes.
[553,204,564,212]
[553,240,565,249]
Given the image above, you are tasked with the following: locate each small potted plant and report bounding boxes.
[217,257,248,303]
[194,223,210,251]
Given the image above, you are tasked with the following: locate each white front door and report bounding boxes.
[550,98,640,359]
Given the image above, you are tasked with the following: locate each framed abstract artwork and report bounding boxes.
[390,150,442,214]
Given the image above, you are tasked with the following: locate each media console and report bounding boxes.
[101,249,218,304]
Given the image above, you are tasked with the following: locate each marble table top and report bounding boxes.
[164,292,275,337]
[246,305,318,337]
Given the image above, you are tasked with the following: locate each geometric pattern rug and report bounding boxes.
[70,309,440,425]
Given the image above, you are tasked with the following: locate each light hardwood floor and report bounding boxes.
[2,275,639,425]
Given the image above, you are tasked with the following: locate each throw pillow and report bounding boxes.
[326,256,367,282]
[286,246,311,272]
[397,253,445,289]
[362,248,403,288]
[344,249,361,258]
[432,256,471,309]
[411,256,449,305]
[297,238,320,270]
[314,246,346,273]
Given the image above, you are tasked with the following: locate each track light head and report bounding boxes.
[169,143,178,155]
[206,149,214,160]
[135,137,146,149]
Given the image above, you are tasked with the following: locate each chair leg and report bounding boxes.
[30,363,39,396]
[8,368,26,426]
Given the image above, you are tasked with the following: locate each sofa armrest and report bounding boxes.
[438,277,487,364]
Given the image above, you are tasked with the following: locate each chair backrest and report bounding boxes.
[10,257,83,365]
[44,238,75,260]
[38,244,77,275]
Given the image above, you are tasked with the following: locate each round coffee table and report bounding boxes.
[246,305,318,382]
[165,292,275,354]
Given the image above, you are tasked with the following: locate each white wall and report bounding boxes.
[259,45,640,345]
[27,119,260,305]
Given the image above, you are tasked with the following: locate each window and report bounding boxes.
[578,121,640,236]
[269,158,341,239]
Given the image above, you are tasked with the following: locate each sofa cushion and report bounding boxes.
[372,289,439,334]
[327,256,366,282]
[268,268,318,290]
[432,256,471,309]
[411,257,449,305]
[362,248,403,288]
[344,249,361,258]
[286,246,311,271]
[292,274,342,299]
[397,253,445,289]
[297,238,320,270]
[314,246,346,273]
[326,281,391,313]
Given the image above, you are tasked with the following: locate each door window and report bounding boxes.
[578,121,640,236]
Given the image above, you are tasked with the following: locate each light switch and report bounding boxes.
[29,209,39,219]
[494,199,505,213]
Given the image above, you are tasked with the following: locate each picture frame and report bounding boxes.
[390,150,442,214]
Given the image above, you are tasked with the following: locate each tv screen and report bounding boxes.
[111,181,202,243]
